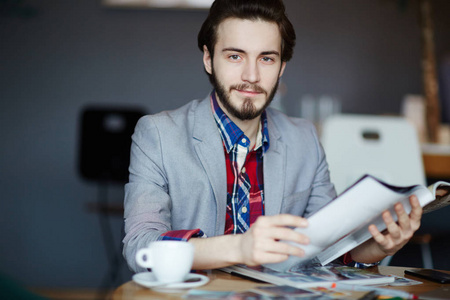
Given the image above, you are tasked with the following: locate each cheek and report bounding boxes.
[216,66,240,86]
[261,71,281,88]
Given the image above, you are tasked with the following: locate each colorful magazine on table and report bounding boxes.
[221,263,395,288]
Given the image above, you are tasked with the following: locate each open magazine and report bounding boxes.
[221,263,395,288]
[264,175,450,272]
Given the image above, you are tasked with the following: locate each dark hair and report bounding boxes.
[198,0,296,62]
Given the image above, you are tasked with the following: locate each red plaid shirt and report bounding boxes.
[160,91,269,240]
[223,135,266,234]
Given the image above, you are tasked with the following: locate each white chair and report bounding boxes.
[320,114,432,268]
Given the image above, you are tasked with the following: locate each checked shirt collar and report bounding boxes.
[210,91,270,156]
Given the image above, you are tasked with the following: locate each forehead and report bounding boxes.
[215,18,282,53]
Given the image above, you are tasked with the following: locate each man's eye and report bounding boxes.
[229,55,240,60]
[262,57,274,62]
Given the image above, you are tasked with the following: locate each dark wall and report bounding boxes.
[0,0,449,288]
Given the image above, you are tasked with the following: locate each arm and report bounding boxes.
[350,194,423,263]
[123,116,180,272]
[189,214,310,270]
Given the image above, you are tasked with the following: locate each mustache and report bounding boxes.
[231,83,266,94]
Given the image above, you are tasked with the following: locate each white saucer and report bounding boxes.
[132,272,209,291]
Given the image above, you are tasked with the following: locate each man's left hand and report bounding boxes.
[368,194,423,257]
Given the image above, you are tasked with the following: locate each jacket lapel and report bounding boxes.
[192,98,227,236]
[264,113,286,216]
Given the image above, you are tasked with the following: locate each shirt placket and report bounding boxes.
[232,136,251,234]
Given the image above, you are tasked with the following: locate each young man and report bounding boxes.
[123,0,422,273]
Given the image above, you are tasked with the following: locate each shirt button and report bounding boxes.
[241,167,246,173]
[241,138,247,144]
[242,206,248,213]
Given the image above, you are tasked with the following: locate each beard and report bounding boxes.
[211,67,280,121]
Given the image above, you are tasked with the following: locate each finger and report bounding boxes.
[260,239,305,257]
[369,224,390,248]
[409,195,423,223]
[394,202,411,231]
[246,251,289,266]
[382,210,401,240]
[262,226,310,245]
[248,239,305,265]
[263,214,309,228]
[277,243,305,258]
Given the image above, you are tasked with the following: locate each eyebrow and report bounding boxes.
[222,47,280,56]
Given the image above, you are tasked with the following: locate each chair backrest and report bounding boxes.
[78,106,146,183]
[321,114,426,195]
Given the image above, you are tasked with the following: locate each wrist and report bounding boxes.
[351,239,387,264]
[230,233,245,265]
[189,234,245,269]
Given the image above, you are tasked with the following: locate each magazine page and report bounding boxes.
[265,175,434,272]
[316,221,372,266]
[222,263,394,288]
[424,181,450,213]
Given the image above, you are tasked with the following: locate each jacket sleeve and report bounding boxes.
[122,116,204,272]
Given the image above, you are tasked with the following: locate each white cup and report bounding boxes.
[135,241,194,283]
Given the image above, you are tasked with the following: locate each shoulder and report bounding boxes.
[134,99,203,132]
[266,108,323,162]
[266,108,318,140]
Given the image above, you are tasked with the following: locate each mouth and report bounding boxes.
[235,89,262,97]
[232,84,266,98]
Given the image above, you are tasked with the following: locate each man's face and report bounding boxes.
[203,18,286,121]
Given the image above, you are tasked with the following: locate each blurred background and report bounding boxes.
[1,0,449,298]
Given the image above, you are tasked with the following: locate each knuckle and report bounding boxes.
[252,251,265,264]
[280,242,291,253]
[255,216,269,227]
[252,226,262,236]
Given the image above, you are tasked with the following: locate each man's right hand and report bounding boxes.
[237,214,310,266]
[189,214,309,269]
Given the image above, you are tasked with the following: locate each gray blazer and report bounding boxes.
[123,96,337,272]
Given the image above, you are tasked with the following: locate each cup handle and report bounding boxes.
[136,248,154,268]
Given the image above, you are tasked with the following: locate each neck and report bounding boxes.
[234,117,261,149]
[216,100,261,149]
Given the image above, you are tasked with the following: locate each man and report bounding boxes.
[123,0,422,273]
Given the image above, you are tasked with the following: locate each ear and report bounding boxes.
[279,61,287,78]
[203,45,213,75]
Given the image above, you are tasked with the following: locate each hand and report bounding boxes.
[368,195,422,257]
[237,214,309,266]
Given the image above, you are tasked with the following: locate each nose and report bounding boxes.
[241,60,260,83]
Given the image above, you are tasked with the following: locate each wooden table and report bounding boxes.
[112,266,449,299]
